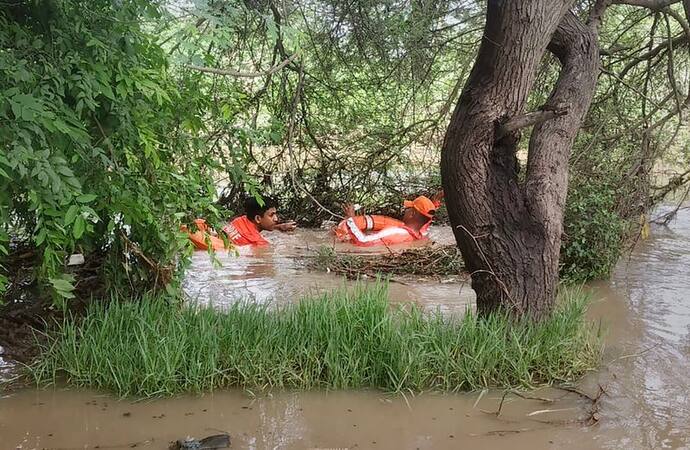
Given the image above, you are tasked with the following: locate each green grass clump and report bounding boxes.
[30,284,601,397]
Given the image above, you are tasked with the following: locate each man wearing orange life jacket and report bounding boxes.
[337,191,443,247]
[185,196,296,251]
[222,196,296,246]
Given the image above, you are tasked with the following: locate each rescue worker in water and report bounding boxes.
[223,196,297,246]
[335,190,444,247]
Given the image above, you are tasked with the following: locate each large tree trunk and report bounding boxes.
[440,1,600,320]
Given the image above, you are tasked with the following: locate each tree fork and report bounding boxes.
[496,106,570,141]
[441,1,602,320]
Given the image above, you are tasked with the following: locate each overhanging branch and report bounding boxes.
[186,53,299,77]
[613,0,681,9]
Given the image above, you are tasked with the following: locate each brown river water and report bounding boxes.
[1,208,689,449]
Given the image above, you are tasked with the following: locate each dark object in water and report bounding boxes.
[170,434,231,450]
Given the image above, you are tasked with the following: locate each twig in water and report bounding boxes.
[473,388,488,409]
[509,390,556,403]
[651,185,690,225]
[607,343,659,363]
[554,384,606,426]
[526,407,577,417]
[480,428,532,436]
[480,390,509,417]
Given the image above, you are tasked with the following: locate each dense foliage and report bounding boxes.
[0,1,251,302]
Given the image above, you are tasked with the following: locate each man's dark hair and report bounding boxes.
[244,196,277,219]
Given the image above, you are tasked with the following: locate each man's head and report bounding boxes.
[245,196,279,231]
[401,195,435,230]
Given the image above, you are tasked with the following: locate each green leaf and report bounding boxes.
[76,194,97,203]
[10,101,22,119]
[34,228,47,246]
[101,83,115,100]
[73,215,86,239]
[49,274,76,298]
[57,290,76,299]
[50,278,74,292]
[56,165,75,178]
[64,205,79,226]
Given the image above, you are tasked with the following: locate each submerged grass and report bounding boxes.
[30,284,601,397]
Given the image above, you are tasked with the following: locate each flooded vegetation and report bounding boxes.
[1,207,689,449]
[307,244,464,280]
[30,283,599,397]
[3,0,690,448]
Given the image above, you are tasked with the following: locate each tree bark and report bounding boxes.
[440,1,600,320]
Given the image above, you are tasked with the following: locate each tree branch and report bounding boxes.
[186,53,298,77]
[497,106,569,140]
[613,0,681,9]
[617,34,688,79]
[588,0,613,30]
[664,6,690,37]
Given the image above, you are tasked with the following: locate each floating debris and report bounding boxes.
[305,244,464,280]
[170,433,231,450]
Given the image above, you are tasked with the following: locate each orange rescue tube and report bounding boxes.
[334,215,405,241]
[182,219,229,251]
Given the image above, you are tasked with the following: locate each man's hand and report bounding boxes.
[342,203,356,218]
[276,221,297,232]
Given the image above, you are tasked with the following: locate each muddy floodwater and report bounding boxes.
[181,226,474,315]
[2,209,690,449]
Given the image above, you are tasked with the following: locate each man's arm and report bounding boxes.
[276,221,297,232]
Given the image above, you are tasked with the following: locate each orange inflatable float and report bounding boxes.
[334,214,432,247]
[333,215,405,240]
[334,195,440,247]
[181,219,229,251]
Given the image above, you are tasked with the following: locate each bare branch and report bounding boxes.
[613,0,681,9]
[600,68,664,110]
[186,53,299,77]
[664,6,690,37]
[497,106,569,140]
[664,14,684,119]
[618,34,688,79]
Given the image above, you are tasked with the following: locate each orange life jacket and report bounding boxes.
[182,219,229,251]
[222,215,269,246]
[334,215,404,240]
